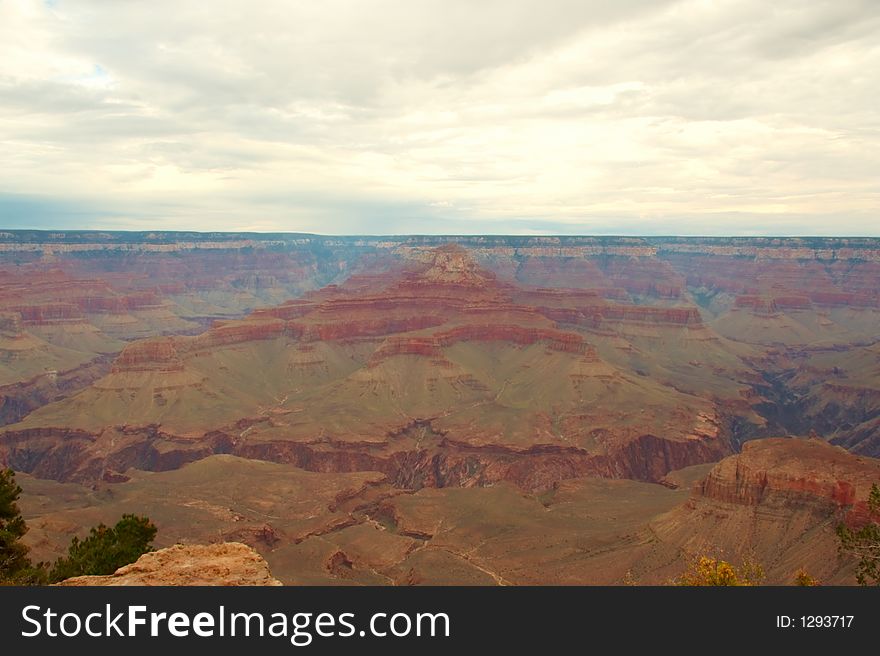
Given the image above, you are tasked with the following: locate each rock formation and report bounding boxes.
[695,438,879,512]
[647,438,880,584]
[57,542,283,586]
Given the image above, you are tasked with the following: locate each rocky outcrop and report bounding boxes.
[509,256,608,289]
[112,337,183,372]
[250,300,316,320]
[407,243,498,287]
[57,543,283,586]
[773,295,813,310]
[735,296,779,314]
[192,319,286,350]
[735,295,814,313]
[695,437,880,521]
[369,337,444,363]
[13,303,84,325]
[647,437,880,584]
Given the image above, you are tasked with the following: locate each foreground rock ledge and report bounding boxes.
[57,542,283,586]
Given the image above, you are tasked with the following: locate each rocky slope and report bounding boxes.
[643,438,880,584]
[57,542,283,586]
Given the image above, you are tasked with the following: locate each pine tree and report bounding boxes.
[49,514,157,583]
[0,468,31,582]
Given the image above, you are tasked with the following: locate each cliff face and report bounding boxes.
[57,542,283,586]
[232,429,729,492]
[190,319,287,350]
[648,438,880,584]
[667,253,880,309]
[13,303,84,325]
[692,438,880,530]
[112,338,183,373]
[696,438,874,508]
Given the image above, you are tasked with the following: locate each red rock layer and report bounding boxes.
[0,245,345,336]
[598,257,685,299]
[12,303,85,325]
[512,256,607,289]
[368,337,444,364]
[289,316,447,342]
[436,324,594,355]
[112,338,184,373]
[250,300,316,321]
[191,319,287,350]
[368,325,596,365]
[810,291,877,308]
[667,254,880,309]
[773,295,812,310]
[106,245,710,372]
[695,438,880,523]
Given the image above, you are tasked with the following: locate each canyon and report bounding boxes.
[2,232,879,584]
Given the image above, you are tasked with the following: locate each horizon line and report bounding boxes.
[2,229,880,240]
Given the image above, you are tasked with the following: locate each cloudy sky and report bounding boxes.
[0,0,878,235]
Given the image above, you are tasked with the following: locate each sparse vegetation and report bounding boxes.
[675,555,764,586]
[837,483,880,586]
[793,569,820,586]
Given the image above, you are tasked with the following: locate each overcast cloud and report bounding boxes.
[0,0,878,234]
